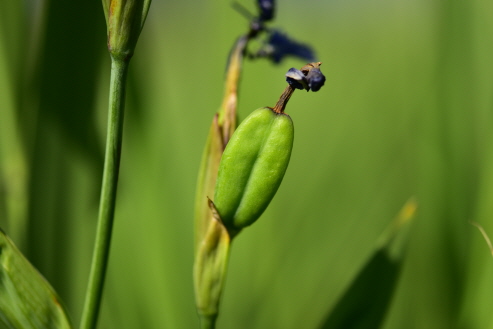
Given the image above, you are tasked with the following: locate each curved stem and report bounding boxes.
[80,57,129,329]
[273,85,295,114]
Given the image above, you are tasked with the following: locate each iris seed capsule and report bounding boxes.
[213,107,294,232]
[212,62,324,234]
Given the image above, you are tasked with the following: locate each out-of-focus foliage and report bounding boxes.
[0,0,492,328]
[0,230,72,329]
[319,199,416,329]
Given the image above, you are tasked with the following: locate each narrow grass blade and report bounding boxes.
[319,199,417,329]
[0,229,72,329]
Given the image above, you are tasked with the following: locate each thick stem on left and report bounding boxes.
[80,57,129,329]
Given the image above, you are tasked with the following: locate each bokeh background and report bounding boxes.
[1,0,493,328]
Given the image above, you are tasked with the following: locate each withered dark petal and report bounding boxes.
[285,68,308,90]
[306,69,326,92]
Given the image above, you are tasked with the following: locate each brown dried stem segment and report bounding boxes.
[273,85,295,114]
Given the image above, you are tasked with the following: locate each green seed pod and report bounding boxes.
[213,107,294,232]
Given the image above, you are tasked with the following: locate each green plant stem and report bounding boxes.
[80,56,129,329]
[200,314,217,329]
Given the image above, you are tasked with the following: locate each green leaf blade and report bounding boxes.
[0,230,72,329]
[319,200,416,329]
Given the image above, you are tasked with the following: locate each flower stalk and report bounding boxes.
[79,57,128,329]
[80,1,151,328]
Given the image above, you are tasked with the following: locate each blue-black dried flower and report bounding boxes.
[257,0,275,21]
[265,30,316,64]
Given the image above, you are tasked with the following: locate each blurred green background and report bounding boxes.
[1,0,493,328]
